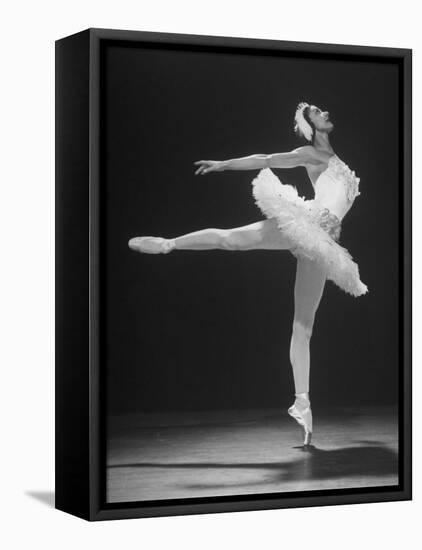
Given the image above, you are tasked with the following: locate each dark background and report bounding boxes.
[101,42,400,414]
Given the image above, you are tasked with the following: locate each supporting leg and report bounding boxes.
[289,257,327,395]
[288,257,327,445]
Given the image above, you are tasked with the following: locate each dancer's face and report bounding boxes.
[308,105,334,133]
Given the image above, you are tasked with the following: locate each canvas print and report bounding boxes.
[101,42,400,504]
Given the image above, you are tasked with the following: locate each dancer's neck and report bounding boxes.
[313,131,334,155]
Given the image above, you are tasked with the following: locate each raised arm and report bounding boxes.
[194,146,318,175]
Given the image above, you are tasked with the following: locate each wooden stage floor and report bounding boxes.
[106,405,399,504]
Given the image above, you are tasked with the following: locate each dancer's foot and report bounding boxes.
[128,236,176,254]
[288,392,313,446]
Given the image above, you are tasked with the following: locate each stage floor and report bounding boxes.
[106,405,399,503]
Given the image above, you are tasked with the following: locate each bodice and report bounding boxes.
[312,154,361,221]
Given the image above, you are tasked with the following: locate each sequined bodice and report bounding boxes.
[312,155,361,221]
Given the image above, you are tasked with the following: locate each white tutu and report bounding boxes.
[251,168,368,297]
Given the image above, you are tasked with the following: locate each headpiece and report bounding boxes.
[294,102,313,142]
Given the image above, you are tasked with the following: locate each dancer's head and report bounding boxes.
[294,102,334,143]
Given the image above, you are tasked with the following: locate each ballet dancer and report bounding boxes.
[128,102,368,446]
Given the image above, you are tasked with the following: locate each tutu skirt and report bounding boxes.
[252,168,368,297]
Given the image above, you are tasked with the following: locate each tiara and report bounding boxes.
[294,102,313,141]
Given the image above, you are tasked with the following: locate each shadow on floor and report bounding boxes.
[108,441,399,491]
[25,491,55,508]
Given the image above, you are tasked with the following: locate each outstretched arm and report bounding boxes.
[194,146,317,175]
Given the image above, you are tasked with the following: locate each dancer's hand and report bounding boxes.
[194,160,225,175]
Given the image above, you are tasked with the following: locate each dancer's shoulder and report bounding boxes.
[293,146,322,166]
[267,146,324,169]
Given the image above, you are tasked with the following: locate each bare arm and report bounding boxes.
[194,146,318,175]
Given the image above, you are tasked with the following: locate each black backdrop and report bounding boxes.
[101,42,400,414]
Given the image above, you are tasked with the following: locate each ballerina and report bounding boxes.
[128,101,368,447]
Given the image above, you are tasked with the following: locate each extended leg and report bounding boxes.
[128,219,293,253]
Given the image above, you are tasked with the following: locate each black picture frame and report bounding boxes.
[55,27,412,521]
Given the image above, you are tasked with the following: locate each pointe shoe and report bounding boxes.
[288,394,313,446]
[128,236,175,254]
